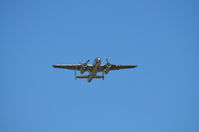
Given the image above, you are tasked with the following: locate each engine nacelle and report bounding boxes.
[79,59,90,74]
[80,66,87,74]
[104,65,111,74]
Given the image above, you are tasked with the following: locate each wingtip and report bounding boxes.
[52,65,58,68]
[130,65,138,68]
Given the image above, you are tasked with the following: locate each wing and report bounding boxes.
[52,64,82,70]
[110,65,138,70]
[99,64,137,72]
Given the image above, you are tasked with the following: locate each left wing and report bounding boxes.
[52,64,82,70]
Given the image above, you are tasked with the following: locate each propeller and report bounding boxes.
[105,58,111,66]
[85,59,90,64]
[104,57,111,74]
[82,59,89,66]
[79,59,90,66]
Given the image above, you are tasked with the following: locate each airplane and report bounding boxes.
[52,57,137,82]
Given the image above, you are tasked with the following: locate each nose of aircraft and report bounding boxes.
[97,57,101,63]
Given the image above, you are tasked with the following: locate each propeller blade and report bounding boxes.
[79,59,89,65]
[105,57,109,63]
[85,59,90,64]
[105,57,111,64]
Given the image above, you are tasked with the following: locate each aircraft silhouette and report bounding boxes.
[52,57,137,82]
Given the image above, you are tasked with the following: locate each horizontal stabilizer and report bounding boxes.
[76,75,104,79]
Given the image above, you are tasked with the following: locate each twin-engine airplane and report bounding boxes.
[52,57,137,82]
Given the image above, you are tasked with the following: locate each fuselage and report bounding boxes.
[88,57,101,82]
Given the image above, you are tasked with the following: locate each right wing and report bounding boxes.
[110,65,138,70]
[52,64,82,70]
[99,64,137,72]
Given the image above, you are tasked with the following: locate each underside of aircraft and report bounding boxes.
[52,57,137,82]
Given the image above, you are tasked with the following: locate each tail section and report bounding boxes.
[76,75,104,79]
[76,75,104,82]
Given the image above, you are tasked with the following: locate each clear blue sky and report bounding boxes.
[1,0,199,132]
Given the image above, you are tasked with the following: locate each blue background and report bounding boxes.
[1,0,199,132]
